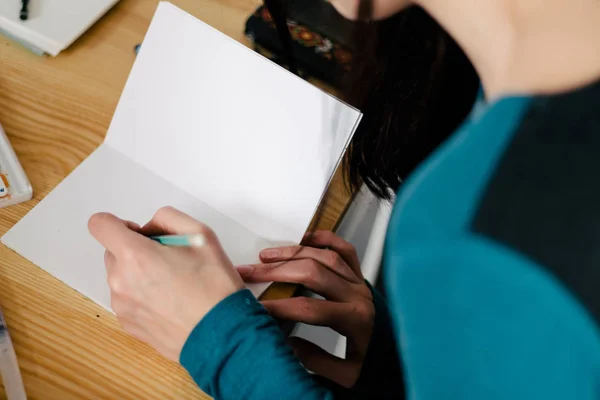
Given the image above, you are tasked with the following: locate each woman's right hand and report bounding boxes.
[88,207,245,362]
[237,231,375,388]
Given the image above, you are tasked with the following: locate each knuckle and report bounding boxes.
[198,224,217,243]
[325,250,343,267]
[342,241,358,255]
[302,261,323,285]
[282,246,300,260]
[296,297,315,320]
[103,250,112,266]
[107,274,124,294]
[120,246,140,264]
[323,231,338,242]
[316,229,332,237]
[348,249,360,265]
[353,301,375,324]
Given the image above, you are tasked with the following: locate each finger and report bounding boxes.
[140,206,212,237]
[288,337,360,388]
[262,297,351,335]
[302,231,361,277]
[239,260,353,301]
[104,250,117,274]
[89,213,151,256]
[259,245,361,284]
[123,220,142,232]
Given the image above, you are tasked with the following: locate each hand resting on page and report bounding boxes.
[237,231,375,388]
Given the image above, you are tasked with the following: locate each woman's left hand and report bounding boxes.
[237,231,375,388]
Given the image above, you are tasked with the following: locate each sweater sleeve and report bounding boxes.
[180,289,334,400]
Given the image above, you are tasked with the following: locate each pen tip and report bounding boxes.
[20,12,28,21]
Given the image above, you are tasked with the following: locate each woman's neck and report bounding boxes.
[416,0,600,100]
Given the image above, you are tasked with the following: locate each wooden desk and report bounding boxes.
[0,0,351,398]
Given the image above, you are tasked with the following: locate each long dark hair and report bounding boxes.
[264,0,479,200]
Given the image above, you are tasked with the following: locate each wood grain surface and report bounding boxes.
[0,0,351,398]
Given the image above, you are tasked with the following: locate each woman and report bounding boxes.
[89,0,600,399]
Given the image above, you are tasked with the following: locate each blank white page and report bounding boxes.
[1,145,272,310]
[105,2,362,243]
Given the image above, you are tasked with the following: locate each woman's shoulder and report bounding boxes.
[382,78,600,399]
[388,78,600,243]
[384,236,600,400]
[386,77,600,334]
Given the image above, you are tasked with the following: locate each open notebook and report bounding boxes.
[1,2,362,311]
[0,0,119,56]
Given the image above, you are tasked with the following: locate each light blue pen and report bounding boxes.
[150,234,206,247]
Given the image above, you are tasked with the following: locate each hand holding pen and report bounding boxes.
[88,207,244,362]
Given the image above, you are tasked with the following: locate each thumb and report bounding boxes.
[288,337,360,388]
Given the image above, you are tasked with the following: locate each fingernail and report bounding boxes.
[260,249,281,259]
[236,265,254,276]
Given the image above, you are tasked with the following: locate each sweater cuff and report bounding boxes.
[180,289,263,377]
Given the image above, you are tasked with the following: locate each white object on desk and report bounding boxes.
[0,0,119,56]
[0,123,32,208]
[0,307,27,400]
[2,2,362,311]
